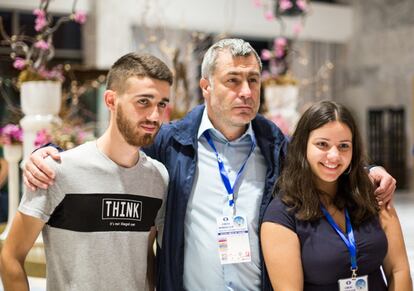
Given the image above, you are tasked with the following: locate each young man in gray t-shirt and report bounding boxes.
[0,53,173,291]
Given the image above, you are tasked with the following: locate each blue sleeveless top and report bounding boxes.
[263,197,388,290]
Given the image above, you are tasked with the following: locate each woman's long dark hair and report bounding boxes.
[276,100,378,225]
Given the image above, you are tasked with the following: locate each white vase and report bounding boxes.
[0,144,22,240]
[19,81,62,163]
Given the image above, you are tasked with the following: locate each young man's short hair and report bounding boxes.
[106,53,173,93]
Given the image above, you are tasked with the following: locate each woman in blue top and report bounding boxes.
[261,101,412,290]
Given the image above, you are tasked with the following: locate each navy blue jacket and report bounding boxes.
[144,105,288,291]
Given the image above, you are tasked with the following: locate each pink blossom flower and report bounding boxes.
[0,124,23,145]
[279,0,293,11]
[252,0,262,8]
[296,0,308,11]
[293,22,303,35]
[34,129,52,147]
[261,49,272,61]
[264,10,275,21]
[13,57,26,70]
[35,17,47,31]
[73,11,87,24]
[33,9,46,18]
[33,9,47,31]
[34,40,49,50]
[275,37,287,49]
[271,38,287,58]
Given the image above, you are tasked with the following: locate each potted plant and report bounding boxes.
[0,0,87,160]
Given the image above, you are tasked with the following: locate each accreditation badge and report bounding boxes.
[216,215,251,264]
[338,275,368,291]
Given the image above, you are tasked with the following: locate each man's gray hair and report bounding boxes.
[201,38,262,80]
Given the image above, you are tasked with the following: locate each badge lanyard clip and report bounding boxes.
[203,131,255,212]
[351,267,358,279]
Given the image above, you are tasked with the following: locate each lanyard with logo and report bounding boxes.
[321,206,368,291]
[203,130,256,210]
[203,130,255,265]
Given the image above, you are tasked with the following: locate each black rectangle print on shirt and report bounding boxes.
[47,193,162,232]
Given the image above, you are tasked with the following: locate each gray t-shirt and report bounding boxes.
[19,141,168,291]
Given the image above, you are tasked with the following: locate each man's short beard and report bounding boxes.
[116,104,159,147]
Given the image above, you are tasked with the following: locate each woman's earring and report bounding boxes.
[344,165,352,175]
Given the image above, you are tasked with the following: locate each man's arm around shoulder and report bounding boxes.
[0,212,44,291]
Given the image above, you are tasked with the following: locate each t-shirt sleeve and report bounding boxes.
[262,196,297,233]
[154,166,168,247]
[155,195,166,247]
[18,157,63,222]
[146,155,169,246]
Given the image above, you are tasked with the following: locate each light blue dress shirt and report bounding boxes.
[183,108,267,291]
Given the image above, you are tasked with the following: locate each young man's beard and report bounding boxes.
[116,104,160,147]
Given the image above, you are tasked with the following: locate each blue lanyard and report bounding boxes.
[321,206,358,277]
[203,131,256,208]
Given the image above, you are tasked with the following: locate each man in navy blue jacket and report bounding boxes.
[24,39,396,291]
[144,39,289,290]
